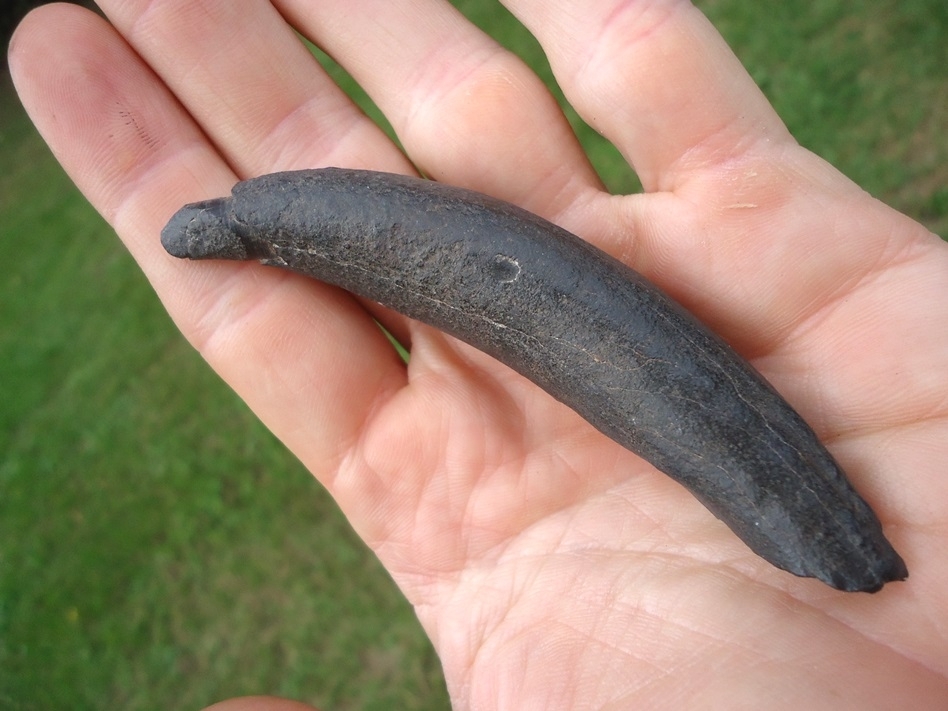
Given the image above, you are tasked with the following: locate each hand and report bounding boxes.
[10,1,948,708]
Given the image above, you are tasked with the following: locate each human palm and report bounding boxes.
[11,1,948,708]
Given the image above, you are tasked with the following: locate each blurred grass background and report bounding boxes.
[1,1,945,709]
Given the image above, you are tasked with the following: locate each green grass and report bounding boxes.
[1,2,946,710]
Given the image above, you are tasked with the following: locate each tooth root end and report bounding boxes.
[160,204,201,258]
[161,198,247,261]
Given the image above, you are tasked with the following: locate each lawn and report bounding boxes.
[1,1,945,710]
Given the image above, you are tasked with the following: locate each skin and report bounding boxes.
[8,0,948,709]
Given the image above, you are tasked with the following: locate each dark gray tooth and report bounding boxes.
[162,167,908,593]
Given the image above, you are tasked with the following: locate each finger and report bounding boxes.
[501,0,793,190]
[97,0,409,178]
[202,698,321,711]
[9,5,407,480]
[274,0,602,222]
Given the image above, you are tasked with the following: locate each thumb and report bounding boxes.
[202,697,321,711]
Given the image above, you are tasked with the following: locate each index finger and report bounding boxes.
[8,5,410,477]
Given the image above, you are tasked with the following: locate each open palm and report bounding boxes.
[11,1,948,708]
